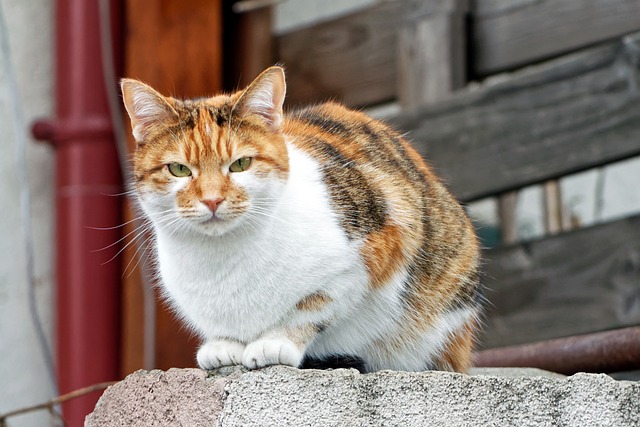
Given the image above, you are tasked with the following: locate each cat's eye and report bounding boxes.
[229,157,252,173]
[167,162,192,177]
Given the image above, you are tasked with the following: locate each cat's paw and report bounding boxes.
[242,339,304,369]
[197,340,246,370]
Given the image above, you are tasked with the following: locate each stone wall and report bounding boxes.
[86,366,639,426]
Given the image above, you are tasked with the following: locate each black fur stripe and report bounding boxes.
[301,354,367,373]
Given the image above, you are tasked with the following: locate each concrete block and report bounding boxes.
[86,366,640,427]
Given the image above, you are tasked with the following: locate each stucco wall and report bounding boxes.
[0,0,55,426]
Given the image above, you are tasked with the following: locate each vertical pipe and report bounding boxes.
[32,0,122,425]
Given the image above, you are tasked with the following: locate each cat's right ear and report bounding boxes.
[234,66,286,131]
[121,79,178,144]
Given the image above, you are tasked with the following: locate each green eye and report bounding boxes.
[167,162,192,177]
[229,157,252,173]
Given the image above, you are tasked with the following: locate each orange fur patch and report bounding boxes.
[296,292,333,311]
[361,223,406,289]
[435,320,478,373]
[285,324,320,350]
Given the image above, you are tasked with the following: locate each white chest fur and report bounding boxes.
[152,145,368,343]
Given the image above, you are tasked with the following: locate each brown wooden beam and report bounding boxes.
[390,34,640,202]
[480,214,640,349]
[122,0,222,374]
[275,0,640,106]
[397,0,468,108]
[224,1,273,89]
[472,0,640,75]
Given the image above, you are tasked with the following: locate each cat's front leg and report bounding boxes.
[242,324,319,369]
[197,339,246,369]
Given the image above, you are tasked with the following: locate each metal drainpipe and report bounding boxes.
[32,0,122,425]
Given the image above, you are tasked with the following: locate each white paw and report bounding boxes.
[242,339,304,369]
[197,340,246,369]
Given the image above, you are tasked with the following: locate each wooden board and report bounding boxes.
[275,0,640,106]
[223,1,273,89]
[125,0,222,99]
[397,0,468,107]
[389,35,640,202]
[276,1,401,107]
[472,0,640,75]
[277,1,471,108]
[479,214,640,349]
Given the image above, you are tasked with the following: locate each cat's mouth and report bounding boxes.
[190,213,242,237]
[200,214,224,224]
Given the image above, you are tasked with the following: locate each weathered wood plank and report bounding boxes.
[224,1,273,88]
[390,33,640,202]
[497,191,518,245]
[480,214,640,349]
[276,0,640,106]
[124,0,222,372]
[473,0,640,75]
[397,0,469,107]
[542,180,570,235]
[276,1,401,107]
[277,1,467,107]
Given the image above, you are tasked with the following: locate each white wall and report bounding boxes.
[0,0,55,426]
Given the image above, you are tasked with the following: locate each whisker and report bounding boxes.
[103,213,181,266]
[92,220,151,252]
[86,215,147,231]
[87,207,175,233]
[99,190,137,197]
[122,232,156,278]
[101,226,150,266]
[96,211,176,263]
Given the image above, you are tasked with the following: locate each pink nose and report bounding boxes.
[202,198,224,214]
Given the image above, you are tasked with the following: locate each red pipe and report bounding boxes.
[474,327,640,375]
[32,0,122,425]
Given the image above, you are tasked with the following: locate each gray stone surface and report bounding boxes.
[86,366,640,427]
[86,368,228,426]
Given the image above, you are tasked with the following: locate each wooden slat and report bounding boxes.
[120,201,146,375]
[473,0,640,75]
[123,0,222,373]
[276,1,402,107]
[276,0,640,106]
[542,180,570,235]
[497,191,518,245]
[224,1,273,88]
[479,214,640,349]
[397,0,468,107]
[389,33,640,202]
[277,1,470,107]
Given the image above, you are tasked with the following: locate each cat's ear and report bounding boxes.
[234,66,286,130]
[121,79,178,143]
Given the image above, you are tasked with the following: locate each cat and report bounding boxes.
[121,66,482,373]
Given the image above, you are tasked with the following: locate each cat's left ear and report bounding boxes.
[234,66,286,131]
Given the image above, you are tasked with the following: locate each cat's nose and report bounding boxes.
[201,198,225,214]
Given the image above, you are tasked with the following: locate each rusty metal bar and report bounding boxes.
[474,327,640,375]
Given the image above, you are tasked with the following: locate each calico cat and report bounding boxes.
[121,66,482,373]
